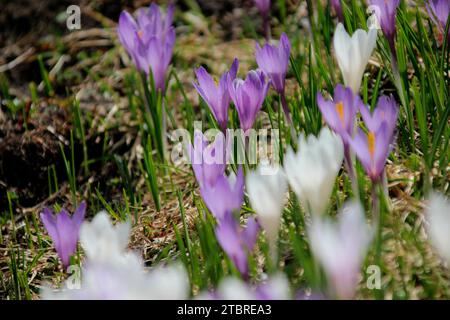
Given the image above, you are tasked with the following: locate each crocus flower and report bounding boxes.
[215,273,290,300]
[117,4,175,91]
[348,96,398,182]
[255,33,291,95]
[348,123,392,183]
[317,84,361,144]
[40,202,86,268]
[80,211,137,268]
[284,128,344,216]
[42,212,189,300]
[308,201,373,299]
[369,0,400,52]
[193,59,239,131]
[359,95,399,138]
[254,0,271,16]
[426,0,450,41]
[215,214,259,278]
[135,4,174,37]
[317,85,363,196]
[200,168,245,221]
[246,162,287,259]
[228,70,270,132]
[331,0,344,22]
[255,273,291,300]
[188,130,227,189]
[43,262,189,300]
[425,192,450,264]
[253,0,271,40]
[333,23,378,94]
[256,33,292,121]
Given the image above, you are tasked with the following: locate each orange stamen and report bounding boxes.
[368,131,376,158]
[335,101,345,125]
[138,30,144,39]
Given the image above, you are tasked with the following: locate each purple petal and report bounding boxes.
[73,201,87,227]
[317,91,343,136]
[242,216,260,251]
[348,128,372,176]
[117,11,138,54]
[373,121,391,179]
[40,208,59,248]
[215,216,248,276]
[228,58,239,80]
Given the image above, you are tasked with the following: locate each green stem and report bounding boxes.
[344,143,359,200]
[373,181,385,299]
[140,72,165,161]
[280,93,297,143]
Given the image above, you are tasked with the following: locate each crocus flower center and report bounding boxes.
[335,101,345,125]
[138,30,144,39]
[368,131,376,158]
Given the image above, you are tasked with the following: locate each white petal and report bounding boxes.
[333,23,377,94]
[283,128,343,216]
[218,278,254,300]
[80,211,132,267]
[426,192,450,263]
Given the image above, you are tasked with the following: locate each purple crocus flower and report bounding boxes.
[254,0,271,40]
[348,96,398,182]
[255,33,292,122]
[317,84,363,196]
[369,0,400,52]
[228,70,270,132]
[188,130,227,189]
[426,0,450,41]
[135,3,174,37]
[331,0,344,22]
[254,0,271,16]
[117,4,175,91]
[317,84,360,144]
[40,202,86,268]
[255,33,291,95]
[193,59,239,131]
[215,214,259,278]
[359,95,399,138]
[201,168,245,221]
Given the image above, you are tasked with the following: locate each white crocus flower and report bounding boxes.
[42,262,189,300]
[42,213,189,300]
[246,162,287,260]
[215,273,291,300]
[308,201,373,299]
[284,127,344,216]
[217,278,255,300]
[333,23,378,94]
[79,211,139,268]
[426,192,450,264]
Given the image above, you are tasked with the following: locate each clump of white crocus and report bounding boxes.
[284,127,344,216]
[425,192,450,264]
[215,273,291,300]
[246,161,287,260]
[333,23,378,94]
[42,261,188,300]
[42,212,189,300]
[79,211,139,268]
[308,201,373,299]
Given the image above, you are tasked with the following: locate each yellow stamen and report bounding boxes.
[335,101,345,125]
[368,131,376,158]
[138,30,144,39]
